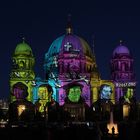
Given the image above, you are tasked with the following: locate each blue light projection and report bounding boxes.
[100,84,112,100]
[48,78,61,102]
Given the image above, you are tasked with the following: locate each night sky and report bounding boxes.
[0,0,140,100]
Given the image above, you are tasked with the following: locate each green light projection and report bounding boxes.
[38,86,49,112]
[124,88,133,103]
[10,40,35,102]
[68,86,82,102]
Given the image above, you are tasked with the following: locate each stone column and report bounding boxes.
[92,87,98,103]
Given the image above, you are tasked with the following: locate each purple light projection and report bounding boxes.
[44,32,93,106]
[12,82,28,100]
[111,43,136,102]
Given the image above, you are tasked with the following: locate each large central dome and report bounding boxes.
[45,33,93,61]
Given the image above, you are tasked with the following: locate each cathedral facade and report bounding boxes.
[9,23,136,121]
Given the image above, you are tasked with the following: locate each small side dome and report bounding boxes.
[113,41,130,57]
[14,39,33,56]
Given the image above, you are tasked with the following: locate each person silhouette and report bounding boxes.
[112,126,115,135]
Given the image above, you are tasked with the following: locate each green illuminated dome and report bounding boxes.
[14,40,33,56]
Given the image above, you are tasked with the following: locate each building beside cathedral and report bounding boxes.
[111,42,136,103]
[10,39,35,102]
[9,22,136,122]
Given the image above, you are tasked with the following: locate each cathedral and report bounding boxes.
[9,22,136,122]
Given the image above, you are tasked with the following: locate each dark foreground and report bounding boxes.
[0,121,140,140]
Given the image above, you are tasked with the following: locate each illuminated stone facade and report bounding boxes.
[111,42,136,102]
[43,26,115,106]
[10,25,137,116]
[10,39,35,102]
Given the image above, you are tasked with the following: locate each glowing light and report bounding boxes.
[18,105,26,116]
[107,112,119,135]
[0,119,8,128]
[107,123,118,135]
[123,104,130,118]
